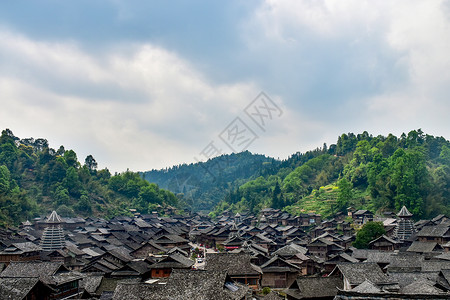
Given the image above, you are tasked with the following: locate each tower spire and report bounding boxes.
[40,211,65,251]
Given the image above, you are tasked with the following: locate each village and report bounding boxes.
[1,206,450,300]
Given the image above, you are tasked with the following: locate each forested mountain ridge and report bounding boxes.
[0,129,178,226]
[210,129,450,220]
[1,128,450,226]
[143,151,279,212]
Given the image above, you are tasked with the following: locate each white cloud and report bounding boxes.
[2,1,450,174]
[246,0,450,142]
[0,29,264,172]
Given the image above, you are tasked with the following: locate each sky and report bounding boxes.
[1,0,450,172]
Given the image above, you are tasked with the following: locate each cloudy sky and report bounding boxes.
[1,1,450,172]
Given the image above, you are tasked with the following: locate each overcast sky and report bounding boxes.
[1,1,450,172]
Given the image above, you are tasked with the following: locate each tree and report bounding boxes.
[271,181,282,209]
[54,185,70,206]
[84,155,98,172]
[390,148,428,216]
[56,145,65,156]
[0,165,11,194]
[64,150,78,168]
[353,221,386,249]
[56,205,75,217]
[336,178,352,212]
[65,167,82,196]
[76,194,92,214]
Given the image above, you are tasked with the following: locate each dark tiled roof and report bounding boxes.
[0,277,42,299]
[260,255,301,273]
[421,260,450,272]
[407,241,442,253]
[397,206,413,217]
[368,234,399,245]
[331,263,389,285]
[351,280,382,293]
[0,261,64,278]
[365,251,393,264]
[80,275,103,294]
[387,272,437,288]
[112,270,249,300]
[150,253,194,269]
[272,244,307,257]
[417,225,450,237]
[285,276,343,299]
[400,279,444,294]
[206,253,262,275]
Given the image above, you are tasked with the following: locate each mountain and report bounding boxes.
[0,129,179,226]
[210,130,450,220]
[142,151,279,212]
[2,127,450,226]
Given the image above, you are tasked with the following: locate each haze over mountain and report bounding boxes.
[147,129,450,220]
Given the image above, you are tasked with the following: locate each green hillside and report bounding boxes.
[211,130,450,220]
[2,128,450,225]
[0,129,179,226]
[143,151,279,212]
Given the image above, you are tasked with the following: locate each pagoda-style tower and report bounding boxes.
[394,206,417,242]
[40,211,65,251]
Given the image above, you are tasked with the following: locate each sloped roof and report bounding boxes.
[80,275,103,294]
[330,263,389,286]
[437,269,450,290]
[326,253,359,263]
[206,253,262,275]
[273,244,307,257]
[400,279,444,294]
[284,276,342,299]
[112,270,249,300]
[421,260,450,272]
[260,255,301,273]
[387,272,437,288]
[407,241,442,253]
[387,253,424,272]
[351,280,382,293]
[2,242,41,254]
[154,234,189,244]
[0,261,65,278]
[131,240,168,255]
[0,261,78,286]
[368,234,399,245]
[167,246,188,257]
[417,225,450,237]
[397,206,413,217]
[435,252,450,261]
[0,277,45,299]
[150,253,194,269]
[365,251,393,264]
[46,211,62,223]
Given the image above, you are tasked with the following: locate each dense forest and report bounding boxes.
[210,130,450,220]
[0,129,178,226]
[143,151,278,212]
[1,128,450,226]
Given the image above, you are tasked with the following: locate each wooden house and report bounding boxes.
[148,253,194,278]
[284,276,343,300]
[0,261,82,299]
[260,255,302,288]
[206,253,262,290]
[368,235,401,251]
